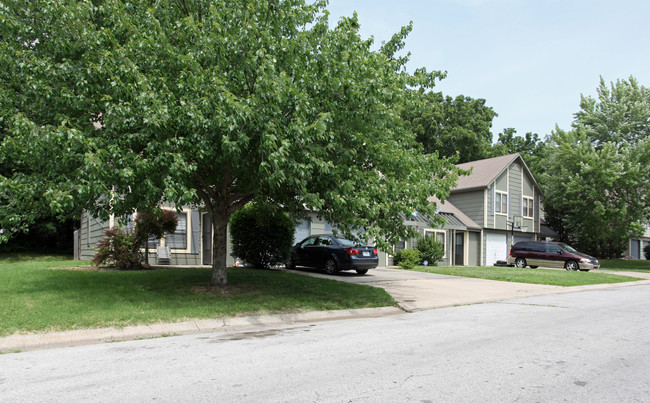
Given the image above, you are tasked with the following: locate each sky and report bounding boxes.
[325,0,650,140]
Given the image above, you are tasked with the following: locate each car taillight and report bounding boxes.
[373,249,378,255]
[346,248,359,255]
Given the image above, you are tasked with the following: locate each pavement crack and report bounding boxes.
[499,302,569,309]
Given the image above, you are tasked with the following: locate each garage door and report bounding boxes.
[514,235,533,244]
[485,233,507,266]
[294,219,311,244]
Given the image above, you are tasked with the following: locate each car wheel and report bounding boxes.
[355,269,368,275]
[579,269,590,272]
[286,257,296,270]
[565,260,579,271]
[514,258,527,268]
[530,266,538,269]
[324,258,338,275]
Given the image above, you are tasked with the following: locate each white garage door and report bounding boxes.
[485,233,507,266]
[294,219,311,244]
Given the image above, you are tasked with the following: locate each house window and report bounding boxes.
[523,197,534,218]
[424,230,446,253]
[166,212,188,249]
[495,191,508,215]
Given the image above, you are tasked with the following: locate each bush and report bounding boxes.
[92,227,143,270]
[92,209,178,270]
[416,235,444,266]
[394,248,421,270]
[230,203,296,269]
[644,244,650,260]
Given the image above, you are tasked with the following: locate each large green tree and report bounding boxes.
[541,76,650,258]
[0,1,460,285]
[403,91,497,163]
[574,76,650,146]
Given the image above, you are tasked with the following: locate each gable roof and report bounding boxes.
[452,153,542,195]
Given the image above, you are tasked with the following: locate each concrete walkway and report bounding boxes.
[285,266,650,312]
[2,267,649,353]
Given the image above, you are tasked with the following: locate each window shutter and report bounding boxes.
[191,210,200,254]
[508,191,512,218]
[491,186,495,216]
[519,193,523,216]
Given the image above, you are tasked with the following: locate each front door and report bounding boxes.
[202,213,212,265]
[455,233,464,266]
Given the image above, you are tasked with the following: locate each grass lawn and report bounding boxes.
[598,259,650,272]
[406,266,644,286]
[0,254,395,337]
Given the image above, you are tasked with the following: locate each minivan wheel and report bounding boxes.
[565,260,579,271]
[515,258,527,268]
[324,258,338,275]
[355,269,368,275]
[286,257,296,270]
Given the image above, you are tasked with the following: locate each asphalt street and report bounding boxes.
[2,283,649,402]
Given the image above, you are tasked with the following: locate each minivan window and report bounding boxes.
[531,243,545,252]
[557,242,578,253]
[546,244,562,253]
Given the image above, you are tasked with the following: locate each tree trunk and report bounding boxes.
[210,209,229,286]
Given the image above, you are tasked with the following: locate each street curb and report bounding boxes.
[0,306,403,353]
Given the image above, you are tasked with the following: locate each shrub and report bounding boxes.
[230,203,296,269]
[416,235,445,266]
[644,244,650,260]
[92,227,143,270]
[394,248,421,270]
[92,209,178,270]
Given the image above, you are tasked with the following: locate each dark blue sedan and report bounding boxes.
[286,234,378,275]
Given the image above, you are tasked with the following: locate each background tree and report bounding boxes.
[541,75,650,258]
[491,128,547,176]
[403,92,497,163]
[0,1,460,286]
[574,76,650,146]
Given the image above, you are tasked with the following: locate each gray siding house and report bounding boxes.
[78,153,546,268]
[393,153,546,266]
[627,225,650,260]
[448,153,545,266]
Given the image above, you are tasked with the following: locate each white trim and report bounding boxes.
[522,196,534,218]
[495,190,508,216]
[166,208,192,253]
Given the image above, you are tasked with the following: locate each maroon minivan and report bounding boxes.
[507,241,600,271]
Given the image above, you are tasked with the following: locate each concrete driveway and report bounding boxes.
[284,266,650,312]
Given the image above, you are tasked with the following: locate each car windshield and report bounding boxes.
[334,238,356,247]
[557,242,578,253]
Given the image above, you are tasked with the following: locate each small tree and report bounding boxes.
[230,203,296,269]
[93,209,178,269]
[416,234,445,266]
[133,209,178,266]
